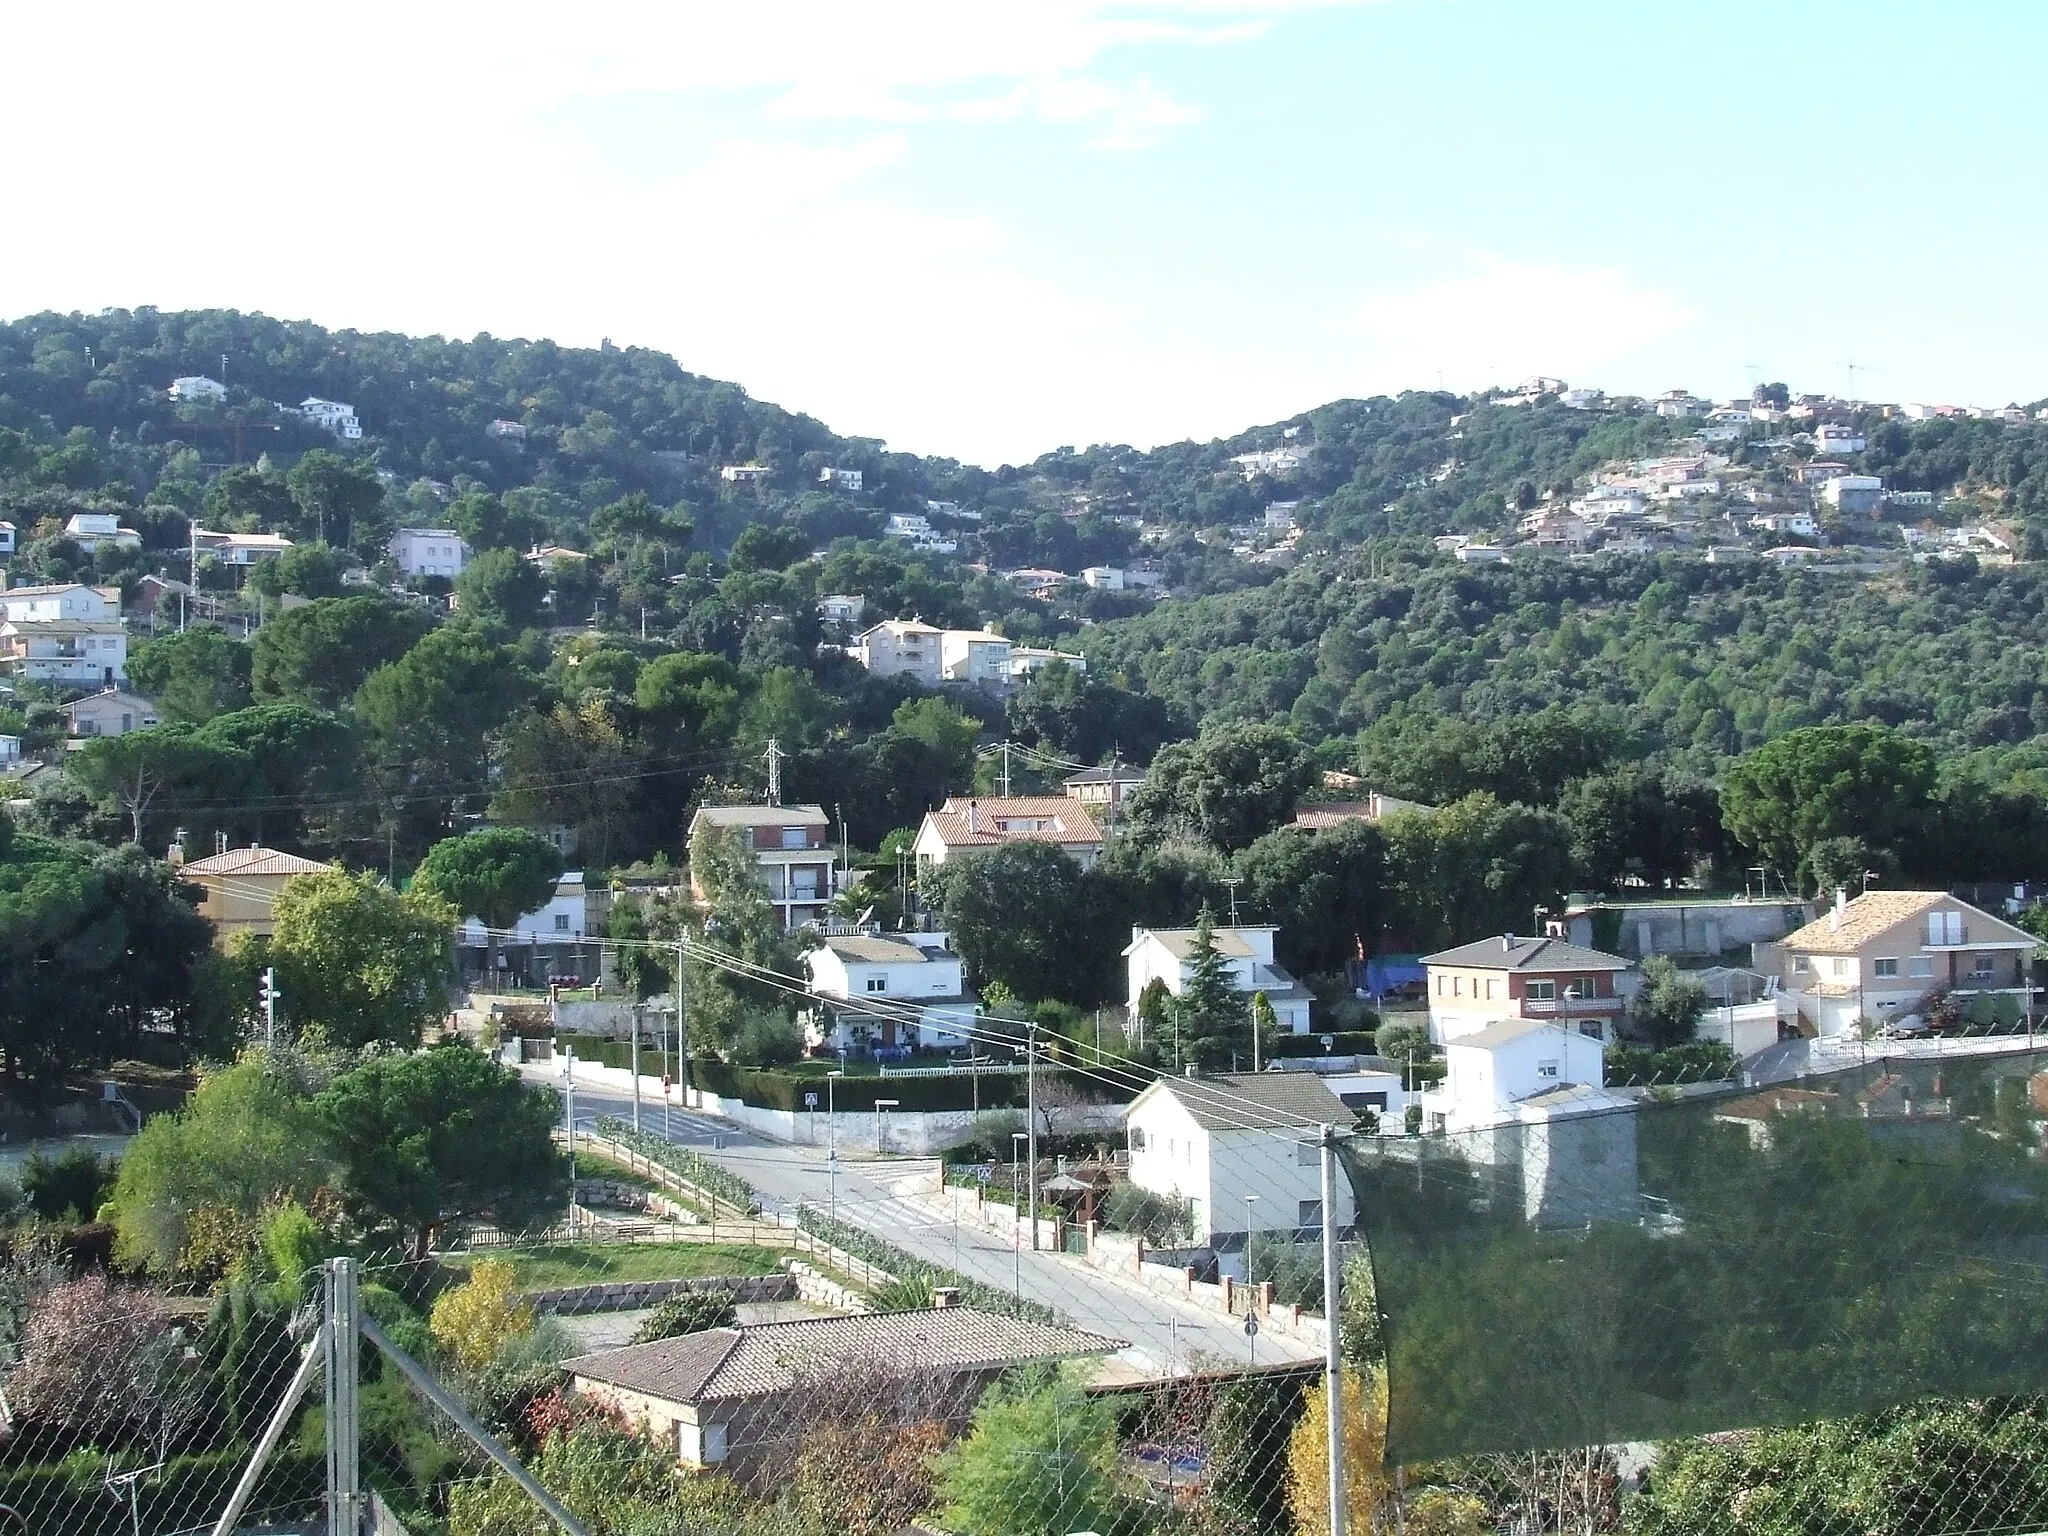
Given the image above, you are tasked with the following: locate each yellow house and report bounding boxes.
[177,845,330,945]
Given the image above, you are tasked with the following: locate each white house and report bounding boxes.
[1560,388,1604,410]
[486,419,528,442]
[914,797,1104,872]
[1123,1071,1356,1252]
[940,629,1012,686]
[60,688,159,740]
[1454,544,1508,564]
[168,376,227,402]
[1751,511,1819,539]
[1819,475,1885,515]
[816,594,866,625]
[298,398,363,440]
[720,464,770,484]
[1080,566,1126,591]
[390,528,469,579]
[854,619,944,685]
[62,513,141,554]
[0,620,128,686]
[1123,924,1313,1036]
[1269,1056,1416,1128]
[0,522,13,556]
[1062,763,1145,810]
[802,932,975,1053]
[193,528,295,567]
[1424,1018,1607,1134]
[457,872,586,984]
[1813,422,1867,455]
[1264,501,1301,531]
[818,467,863,492]
[1227,448,1306,480]
[0,584,120,624]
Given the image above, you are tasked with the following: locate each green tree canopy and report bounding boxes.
[413,826,561,979]
[924,841,1102,1006]
[267,867,456,1048]
[250,595,431,710]
[124,624,252,724]
[1721,723,1940,893]
[1124,721,1315,852]
[932,1365,1138,1536]
[316,1043,568,1260]
[453,546,548,629]
[285,449,385,547]
[246,541,350,602]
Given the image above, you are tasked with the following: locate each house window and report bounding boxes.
[1793,955,1811,974]
[1485,978,1495,1000]
[1908,955,1935,978]
[553,914,570,932]
[1579,1022,1604,1039]
[1298,1199,1324,1226]
[1873,957,1899,978]
[1526,979,1556,1001]
[1565,976,1596,999]
[1831,958,1848,978]
[1537,1059,1561,1079]
[865,976,887,993]
[1969,953,1996,979]
[1129,1127,1147,1151]
[1296,1143,1317,1166]
[1928,911,1964,946]
[782,827,809,850]
[1452,977,1461,997]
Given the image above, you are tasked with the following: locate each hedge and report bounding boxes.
[0,1444,324,1535]
[592,1119,762,1214]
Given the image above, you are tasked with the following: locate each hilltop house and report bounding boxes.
[62,513,141,554]
[1123,1071,1355,1253]
[60,688,159,740]
[1293,792,1433,829]
[853,619,943,685]
[913,797,1103,872]
[1062,763,1145,811]
[1123,924,1313,1036]
[688,804,837,931]
[1421,935,1633,1044]
[802,932,974,1053]
[390,528,469,578]
[1762,889,2039,1038]
[193,528,295,567]
[939,629,1011,687]
[297,398,362,439]
[168,375,227,402]
[0,583,120,623]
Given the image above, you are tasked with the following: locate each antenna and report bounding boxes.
[1221,877,1244,928]
[763,738,784,806]
[1838,359,1879,399]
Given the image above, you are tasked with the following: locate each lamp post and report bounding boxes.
[1010,1130,1029,1298]
[875,1098,900,1156]
[1243,1194,1260,1288]
[827,1069,844,1224]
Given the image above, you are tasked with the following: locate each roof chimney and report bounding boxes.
[930,1286,960,1309]
[967,799,980,834]
[1832,886,1848,930]
[1503,933,1515,951]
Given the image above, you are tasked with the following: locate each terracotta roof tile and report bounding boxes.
[921,797,1102,851]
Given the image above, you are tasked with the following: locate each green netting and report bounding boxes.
[1347,1050,2048,1462]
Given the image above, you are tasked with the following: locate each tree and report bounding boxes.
[250,595,430,709]
[430,1259,537,1372]
[268,867,457,1048]
[634,650,744,747]
[1720,724,1939,893]
[1285,1369,1391,1536]
[68,724,244,844]
[1174,907,1252,1068]
[1251,990,1279,1064]
[105,1056,331,1276]
[1234,819,1389,976]
[1629,955,1709,1049]
[606,896,671,1001]
[191,700,356,850]
[317,1043,569,1260]
[491,699,643,869]
[932,1364,1138,1536]
[124,624,252,723]
[1382,794,1575,951]
[414,827,562,984]
[1557,766,1711,890]
[924,842,1101,1005]
[454,547,549,628]
[7,1273,200,1452]
[285,448,385,546]
[246,541,349,601]
[1123,721,1315,852]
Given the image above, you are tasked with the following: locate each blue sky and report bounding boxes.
[3,1,2042,463]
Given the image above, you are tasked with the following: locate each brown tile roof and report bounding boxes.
[1422,936,1631,972]
[1776,890,2038,955]
[178,847,331,878]
[563,1307,1121,1405]
[922,797,1102,851]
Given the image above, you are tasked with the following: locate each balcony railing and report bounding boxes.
[1520,996,1623,1016]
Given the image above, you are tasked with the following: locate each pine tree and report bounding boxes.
[1175,907,1250,1069]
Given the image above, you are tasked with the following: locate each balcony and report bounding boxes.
[1520,995,1623,1018]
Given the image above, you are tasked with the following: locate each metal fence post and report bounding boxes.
[1322,1123,1348,1536]
[325,1256,360,1536]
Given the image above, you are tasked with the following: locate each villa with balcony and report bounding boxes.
[1759,889,2040,1038]
[687,803,840,931]
[1421,934,1634,1045]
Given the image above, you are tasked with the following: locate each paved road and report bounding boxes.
[523,1061,1322,1380]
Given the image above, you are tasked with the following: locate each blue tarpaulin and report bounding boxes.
[1364,954,1425,997]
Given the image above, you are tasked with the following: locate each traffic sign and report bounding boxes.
[1242,1314,1260,1337]
[804,1092,819,1109]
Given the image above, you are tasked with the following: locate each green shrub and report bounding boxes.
[629,1289,737,1344]
[22,1147,114,1223]
[1101,1183,1193,1244]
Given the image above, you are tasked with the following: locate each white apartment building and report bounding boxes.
[818,467,863,492]
[854,619,944,685]
[1009,647,1086,682]
[390,528,469,578]
[687,804,838,931]
[1813,422,1867,455]
[298,398,363,440]
[63,513,141,553]
[0,583,120,623]
[940,629,1011,686]
[1,620,128,687]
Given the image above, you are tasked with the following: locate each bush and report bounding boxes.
[730,1012,804,1068]
[430,1259,535,1373]
[1101,1183,1193,1244]
[1604,1039,1736,1086]
[628,1288,737,1344]
[22,1147,114,1223]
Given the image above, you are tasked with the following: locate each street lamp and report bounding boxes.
[875,1098,901,1156]
[1242,1194,1260,1287]
[1010,1130,1029,1298]
[827,1070,845,1224]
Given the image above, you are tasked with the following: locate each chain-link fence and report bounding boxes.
[11,1028,2048,1535]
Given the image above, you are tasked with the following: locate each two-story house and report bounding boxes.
[1,619,128,687]
[688,803,837,931]
[60,688,159,740]
[913,797,1104,872]
[1123,1071,1356,1256]
[1765,889,2039,1038]
[1061,763,1145,811]
[0,583,120,623]
[1123,924,1313,1035]
[939,629,1012,686]
[1421,935,1633,1044]
[854,619,944,685]
[176,844,332,945]
[63,513,142,554]
[802,931,974,1053]
[390,528,470,579]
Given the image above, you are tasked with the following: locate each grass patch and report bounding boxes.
[442,1242,788,1291]
[569,1150,663,1195]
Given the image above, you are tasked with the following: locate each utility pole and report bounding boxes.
[259,967,279,1050]
[324,1258,360,1536]
[630,1000,642,1134]
[1001,741,1012,797]
[1223,876,1244,927]
[1025,1023,1040,1250]
[1321,1124,1348,1536]
[563,1047,577,1188]
[675,939,690,1109]
[185,519,197,633]
[763,737,784,806]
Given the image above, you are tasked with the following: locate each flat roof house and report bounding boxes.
[1422,934,1633,1045]
[1123,1071,1356,1252]
[564,1307,1122,1484]
[1062,762,1145,810]
[688,804,837,931]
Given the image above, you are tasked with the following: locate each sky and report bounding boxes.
[3,1,2045,465]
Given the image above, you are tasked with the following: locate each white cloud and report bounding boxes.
[1348,259,1699,395]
